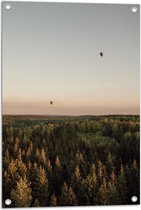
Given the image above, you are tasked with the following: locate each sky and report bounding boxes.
[2,2,140,115]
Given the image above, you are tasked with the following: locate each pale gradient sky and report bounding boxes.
[2,2,140,115]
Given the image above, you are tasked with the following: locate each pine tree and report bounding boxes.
[106,153,115,175]
[74,166,81,182]
[11,176,32,207]
[84,168,97,204]
[107,171,119,204]
[16,157,27,177]
[33,199,40,207]
[35,165,49,206]
[3,149,10,166]
[27,161,32,171]
[22,149,25,157]
[98,161,106,182]
[35,148,40,160]
[47,159,52,172]
[50,194,57,206]
[17,148,22,160]
[55,156,61,168]
[68,186,78,206]
[90,163,96,175]
[130,160,139,200]
[40,147,47,164]
[81,164,97,204]
[98,178,108,205]
[59,182,77,206]
[54,156,62,195]
[117,165,127,204]
[14,138,19,153]
[75,153,84,165]
[37,166,48,186]
[8,159,17,179]
[4,159,18,200]
[26,147,31,159]
[29,142,33,152]
[110,171,116,185]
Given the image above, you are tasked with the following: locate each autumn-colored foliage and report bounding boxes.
[2,115,140,207]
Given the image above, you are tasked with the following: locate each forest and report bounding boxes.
[2,115,140,207]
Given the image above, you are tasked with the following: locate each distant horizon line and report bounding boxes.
[2,113,140,116]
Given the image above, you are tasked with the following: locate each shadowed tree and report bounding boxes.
[98,177,108,205]
[59,182,78,206]
[117,165,127,204]
[33,199,40,207]
[35,165,49,206]
[50,194,57,206]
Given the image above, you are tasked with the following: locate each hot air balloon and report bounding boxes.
[100,52,103,57]
[50,101,53,105]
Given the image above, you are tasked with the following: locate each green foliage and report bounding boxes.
[2,115,140,206]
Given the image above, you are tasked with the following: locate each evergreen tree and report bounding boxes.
[11,176,32,207]
[107,171,119,204]
[117,165,127,204]
[106,153,115,175]
[50,194,57,206]
[98,178,108,205]
[73,165,81,182]
[40,147,47,164]
[98,161,106,182]
[35,148,40,160]
[16,158,27,177]
[35,165,49,206]
[59,182,77,206]
[47,159,52,172]
[8,159,17,179]
[33,199,40,207]
[55,156,61,168]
